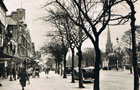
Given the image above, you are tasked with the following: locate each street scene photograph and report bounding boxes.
[0,0,140,90]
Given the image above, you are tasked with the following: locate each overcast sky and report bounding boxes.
[3,0,140,52]
[4,0,50,51]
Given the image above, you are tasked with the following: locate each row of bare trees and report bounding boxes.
[40,0,139,90]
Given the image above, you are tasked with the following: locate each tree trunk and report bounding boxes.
[55,61,58,74]
[60,63,63,76]
[71,48,75,83]
[58,61,60,74]
[77,47,84,88]
[94,40,101,90]
[131,15,139,90]
[130,54,133,74]
[126,1,139,90]
[130,67,133,74]
[63,54,67,78]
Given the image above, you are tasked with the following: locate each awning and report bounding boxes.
[0,53,14,58]
[12,56,23,63]
[0,53,23,63]
[20,56,35,63]
[0,58,11,61]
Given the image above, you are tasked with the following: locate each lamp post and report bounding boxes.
[116,37,119,71]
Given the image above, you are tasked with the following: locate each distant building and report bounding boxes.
[106,26,113,55]
[102,26,113,69]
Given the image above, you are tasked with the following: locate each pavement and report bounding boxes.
[100,69,133,90]
[0,70,135,90]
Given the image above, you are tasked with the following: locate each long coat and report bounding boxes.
[18,69,29,87]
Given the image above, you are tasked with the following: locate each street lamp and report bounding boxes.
[116,37,119,43]
[116,37,119,71]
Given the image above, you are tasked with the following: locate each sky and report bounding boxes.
[4,0,49,51]
[3,0,140,52]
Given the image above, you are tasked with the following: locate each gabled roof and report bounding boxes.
[0,0,8,11]
[6,16,17,25]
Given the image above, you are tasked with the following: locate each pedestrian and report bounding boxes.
[27,68,33,78]
[7,67,10,77]
[32,68,35,78]
[12,67,16,80]
[35,67,40,78]
[0,68,2,86]
[0,82,2,86]
[45,68,50,78]
[18,68,30,90]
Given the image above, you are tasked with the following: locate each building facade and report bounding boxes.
[0,0,35,78]
[0,0,8,55]
[0,0,8,78]
[6,8,36,66]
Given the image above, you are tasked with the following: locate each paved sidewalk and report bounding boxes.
[0,70,136,90]
[0,71,92,90]
[100,70,133,90]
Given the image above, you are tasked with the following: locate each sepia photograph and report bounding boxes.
[0,0,140,90]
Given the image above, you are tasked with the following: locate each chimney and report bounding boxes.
[17,8,25,21]
[11,11,19,21]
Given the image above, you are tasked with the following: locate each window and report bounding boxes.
[0,27,3,47]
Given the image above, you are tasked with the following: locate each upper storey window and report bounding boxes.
[0,5,6,26]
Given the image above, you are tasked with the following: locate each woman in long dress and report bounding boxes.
[18,68,30,90]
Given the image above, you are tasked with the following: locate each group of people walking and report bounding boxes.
[0,67,17,86]
[0,65,51,90]
[19,67,50,90]
[0,66,30,90]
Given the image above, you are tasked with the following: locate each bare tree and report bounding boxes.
[43,11,69,77]
[52,0,130,90]
[121,27,140,74]
[42,7,88,86]
[125,0,139,90]
[43,0,137,89]
[54,22,69,78]
[82,48,95,67]
[62,15,77,83]
[122,27,140,49]
[40,39,65,74]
